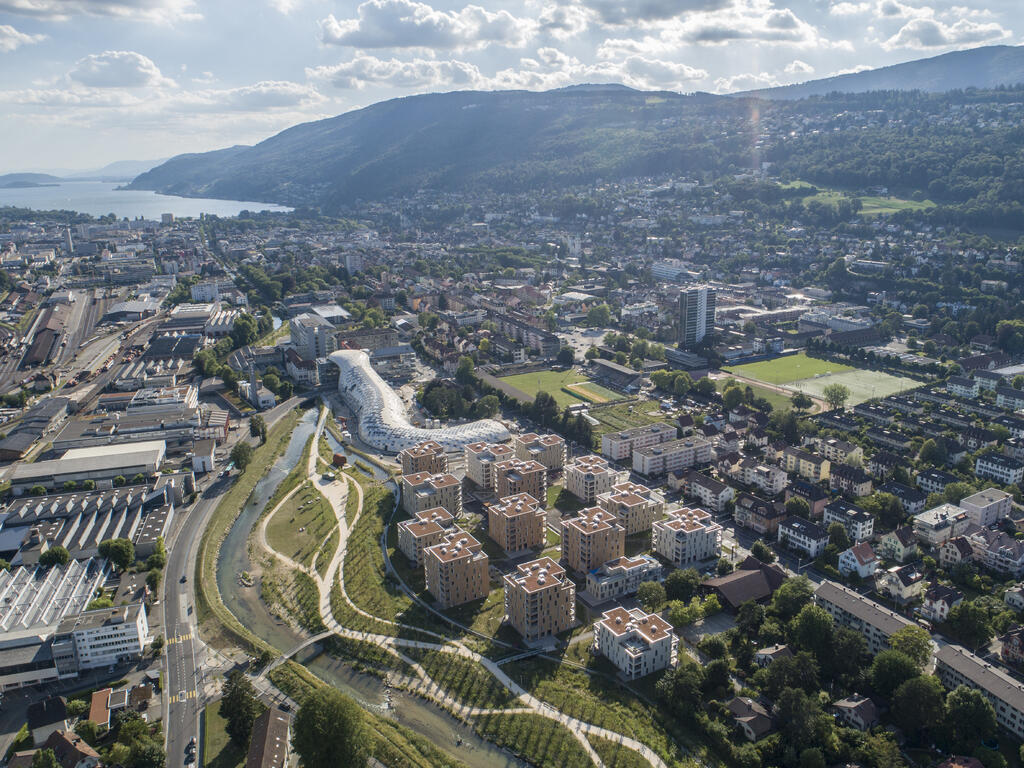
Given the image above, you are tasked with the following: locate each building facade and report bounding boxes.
[594,607,678,680]
[561,507,626,573]
[652,507,722,568]
[486,493,546,554]
[503,557,576,643]
[423,529,490,609]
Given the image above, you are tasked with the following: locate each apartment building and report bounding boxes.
[652,506,722,568]
[786,480,829,518]
[584,555,662,602]
[562,507,626,573]
[782,447,830,482]
[423,529,490,609]
[594,607,678,680]
[740,461,787,496]
[51,603,149,671]
[935,644,1024,740]
[879,526,919,564]
[976,454,1024,486]
[838,542,879,579]
[464,442,515,489]
[830,465,873,497]
[964,527,1024,577]
[734,492,786,536]
[813,580,914,655]
[601,423,678,461]
[565,455,628,503]
[398,440,448,476]
[633,437,712,477]
[503,557,576,643]
[596,481,665,535]
[960,488,1013,527]
[290,313,337,361]
[876,564,925,605]
[400,472,463,517]
[514,433,566,470]
[813,437,864,466]
[677,470,734,514]
[486,493,545,554]
[493,458,547,501]
[913,504,970,548]
[397,507,454,566]
[777,516,828,558]
[823,499,874,543]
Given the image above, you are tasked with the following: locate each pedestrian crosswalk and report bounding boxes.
[169,690,197,703]
[167,632,193,645]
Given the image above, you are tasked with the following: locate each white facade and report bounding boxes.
[976,454,1024,486]
[960,488,1013,527]
[584,555,662,602]
[56,604,149,671]
[601,423,677,461]
[594,607,677,680]
[564,455,628,503]
[632,437,712,477]
[330,350,510,453]
[652,506,722,567]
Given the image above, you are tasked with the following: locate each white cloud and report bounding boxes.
[181,81,326,111]
[579,0,732,26]
[714,71,778,91]
[826,63,872,76]
[877,0,932,19]
[883,16,1010,49]
[784,58,814,75]
[308,47,707,92]
[268,0,303,13]
[828,2,870,14]
[537,4,591,40]
[0,0,199,23]
[318,0,537,50]
[68,50,175,88]
[0,24,44,52]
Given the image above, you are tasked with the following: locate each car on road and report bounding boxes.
[180,575,187,583]
[178,690,186,701]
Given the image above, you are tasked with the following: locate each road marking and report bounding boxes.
[167,633,193,645]
[169,690,197,703]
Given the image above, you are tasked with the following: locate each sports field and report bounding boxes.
[498,369,620,409]
[724,353,854,384]
[725,353,917,406]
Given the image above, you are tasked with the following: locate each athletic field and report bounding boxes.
[724,353,853,384]
[498,369,621,409]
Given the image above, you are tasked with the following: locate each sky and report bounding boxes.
[0,0,1018,172]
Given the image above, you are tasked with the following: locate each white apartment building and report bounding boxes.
[594,607,678,680]
[290,313,337,361]
[777,516,828,558]
[652,506,722,567]
[960,488,1013,527]
[596,481,665,535]
[633,437,712,477]
[742,462,787,496]
[601,423,678,462]
[564,455,628,503]
[514,433,566,470]
[464,442,515,490]
[813,580,914,655]
[584,554,662,602]
[935,644,1024,740]
[52,604,149,671]
[913,504,970,548]
[822,500,874,543]
[976,454,1024,486]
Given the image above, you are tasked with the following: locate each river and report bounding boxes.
[0,180,291,219]
[215,408,522,768]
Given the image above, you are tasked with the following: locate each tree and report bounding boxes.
[292,687,367,768]
[722,386,744,411]
[716,558,733,576]
[31,750,59,768]
[278,380,293,399]
[827,522,851,550]
[99,538,135,570]
[769,576,813,622]
[556,347,575,366]
[822,382,851,411]
[800,748,826,768]
[220,671,263,747]
[455,355,475,385]
[870,650,919,698]
[586,304,612,327]
[946,685,997,751]
[474,395,500,419]
[655,660,704,711]
[66,699,89,717]
[695,377,716,397]
[703,658,732,695]
[765,651,820,698]
[785,497,810,518]
[28,485,46,496]
[74,719,102,745]
[791,392,813,412]
[791,604,835,663]
[920,438,948,466]
[736,600,766,637]
[637,581,666,612]
[146,537,166,570]
[947,601,995,649]
[250,414,267,444]
[39,546,70,568]
[889,625,933,670]
[146,568,161,592]
[750,540,775,563]
[230,441,254,472]
[113,475,127,488]
[891,675,946,741]
[664,568,700,602]
[584,346,599,360]
[774,687,831,750]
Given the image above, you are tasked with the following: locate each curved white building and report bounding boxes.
[329,349,510,454]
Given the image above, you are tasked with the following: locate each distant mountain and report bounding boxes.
[67,158,167,181]
[0,173,62,189]
[739,44,1024,100]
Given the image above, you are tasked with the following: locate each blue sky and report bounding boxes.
[0,0,1018,172]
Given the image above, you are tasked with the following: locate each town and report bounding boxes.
[0,149,1022,768]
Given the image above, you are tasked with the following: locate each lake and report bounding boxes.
[0,180,291,219]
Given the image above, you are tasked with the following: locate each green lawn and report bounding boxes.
[498,369,617,409]
[779,180,935,217]
[787,368,918,405]
[589,400,666,436]
[715,378,795,412]
[266,481,336,568]
[724,352,854,385]
[203,704,245,768]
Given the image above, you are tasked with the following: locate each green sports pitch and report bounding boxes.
[724,353,854,384]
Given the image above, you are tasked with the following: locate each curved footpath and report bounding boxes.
[251,404,667,768]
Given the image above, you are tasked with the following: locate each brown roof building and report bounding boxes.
[703,556,787,610]
[423,528,490,608]
[245,708,291,768]
[493,458,547,502]
[503,557,575,643]
[397,506,455,566]
[596,481,665,535]
[486,493,545,555]
[514,433,566,470]
[400,471,463,517]
[561,507,625,574]
[398,440,448,475]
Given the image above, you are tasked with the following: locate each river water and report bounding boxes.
[215,408,522,768]
[0,180,291,219]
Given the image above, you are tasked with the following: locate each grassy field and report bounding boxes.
[498,369,618,409]
[589,400,667,437]
[203,705,245,768]
[724,352,854,384]
[787,368,917,404]
[715,378,794,412]
[780,180,935,216]
[266,480,336,568]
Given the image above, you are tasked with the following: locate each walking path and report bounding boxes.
[252,405,667,768]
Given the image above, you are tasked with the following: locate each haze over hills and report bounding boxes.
[126,45,1024,212]
[740,44,1024,100]
[0,173,63,189]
